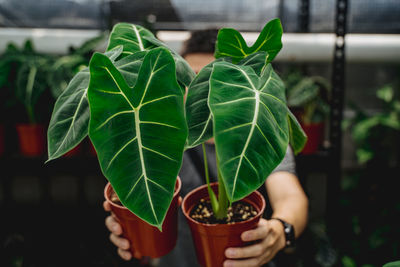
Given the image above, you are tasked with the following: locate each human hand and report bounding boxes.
[103,201,142,261]
[223,218,286,267]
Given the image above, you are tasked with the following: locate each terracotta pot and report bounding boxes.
[182,183,266,267]
[0,124,4,156]
[15,123,46,156]
[301,122,324,154]
[104,177,182,258]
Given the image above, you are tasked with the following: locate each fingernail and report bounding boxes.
[112,224,119,232]
[242,233,250,241]
[224,261,233,267]
[226,249,236,257]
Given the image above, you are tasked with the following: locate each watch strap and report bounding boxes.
[271,218,295,248]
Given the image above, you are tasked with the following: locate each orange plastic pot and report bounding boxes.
[301,122,324,154]
[182,183,266,267]
[104,177,182,258]
[15,124,46,156]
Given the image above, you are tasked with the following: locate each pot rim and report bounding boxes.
[182,182,266,227]
[104,176,182,210]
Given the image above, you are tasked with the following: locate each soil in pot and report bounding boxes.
[190,198,258,224]
[104,177,181,259]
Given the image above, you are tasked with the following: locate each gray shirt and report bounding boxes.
[158,145,296,267]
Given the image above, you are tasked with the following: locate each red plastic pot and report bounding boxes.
[182,183,266,267]
[63,143,82,157]
[301,122,324,154]
[104,177,182,258]
[15,123,46,156]
[0,124,4,156]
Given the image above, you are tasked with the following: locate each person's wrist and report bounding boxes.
[269,219,286,250]
[270,218,296,250]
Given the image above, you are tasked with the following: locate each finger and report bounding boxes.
[225,242,266,259]
[223,257,260,267]
[241,219,269,242]
[109,233,130,250]
[103,200,111,212]
[105,216,123,235]
[118,248,132,261]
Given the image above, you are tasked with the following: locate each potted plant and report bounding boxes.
[283,68,330,154]
[182,19,307,266]
[3,40,54,156]
[46,23,195,258]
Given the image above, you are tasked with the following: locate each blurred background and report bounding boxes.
[0,0,399,266]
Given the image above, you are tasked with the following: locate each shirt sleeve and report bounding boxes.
[272,146,297,175]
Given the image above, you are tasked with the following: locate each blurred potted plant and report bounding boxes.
[284,69,330,154]
[0,43,19,156]
[182,19,307,267]
[2,40,54,156]
[47,23,195,258]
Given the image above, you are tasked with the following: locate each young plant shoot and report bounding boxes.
[186,19,307,219]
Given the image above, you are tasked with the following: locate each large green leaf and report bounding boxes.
[185,52,268,148]
[107,23,195,89]
[215,18,283,63]
[143,36,196,88]
[287,111,307,155]
[47,47,125,161]
[107,23,156,57]
[209,62,289,202]
[88,47,187,229]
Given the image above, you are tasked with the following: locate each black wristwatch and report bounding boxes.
[271,218,296,248]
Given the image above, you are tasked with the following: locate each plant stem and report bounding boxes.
[202,143,219,214]
[215,156,229,219]
[26,66,37,124]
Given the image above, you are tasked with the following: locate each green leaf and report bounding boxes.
[88,47,187,229]
[107,23,195,90]
[215,18,283,63]
[209,62,289,201]
[287,111,307,155]
[15,60,49,122]
[143,35,196,88]
[287,78,319,107]
[376,85,393,103]
[341,256,357,267]
[47,46,123,161]
[383,261,400,267]
[185,52,268,148]
[107,23,157,57]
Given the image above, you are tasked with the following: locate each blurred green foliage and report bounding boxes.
[282,68,330,124]
[0,33,106,123]
[338,83,400,266]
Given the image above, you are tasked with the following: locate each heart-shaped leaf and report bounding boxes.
[185,52,268,148]
[107,23,157,57]
[209,62,289,202]
[215,18,283,63]
[47,46,124,161]
[88,47,187,229]
[107,23,195,89]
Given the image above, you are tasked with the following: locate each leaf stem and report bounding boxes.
[202,143,219,214]
[215,155,229,219]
